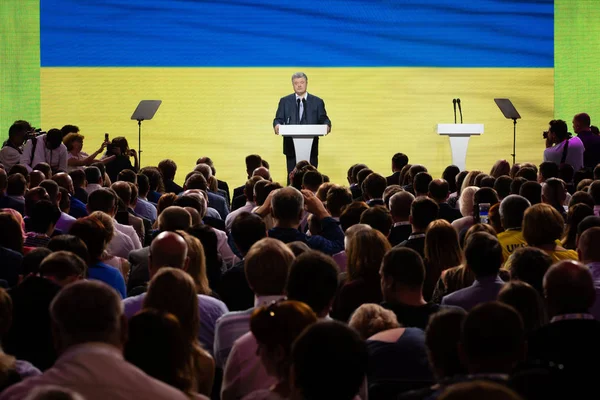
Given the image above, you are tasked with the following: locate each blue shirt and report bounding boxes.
[88,262,127,298]
[68,195,88,219]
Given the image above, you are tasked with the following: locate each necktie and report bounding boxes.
[297,98,304,123]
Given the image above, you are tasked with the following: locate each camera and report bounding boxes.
[25,128,46,140]
[543,131,549,139]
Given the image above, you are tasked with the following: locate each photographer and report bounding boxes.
[104,136,139,183]
[20,128,68,174]
[543,119,584,173]
[0,120,33,172]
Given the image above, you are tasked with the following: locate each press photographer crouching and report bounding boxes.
[104,137,139,183]
[543,119,584,173]
[21,128,68,174]
[0,121,35,172]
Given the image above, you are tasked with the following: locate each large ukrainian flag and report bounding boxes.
[38,0,553,186]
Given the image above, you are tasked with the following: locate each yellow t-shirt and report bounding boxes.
[547,249,579,262]
[498,230,527,265]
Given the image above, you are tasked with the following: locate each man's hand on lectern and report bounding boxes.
[274,125,280,135]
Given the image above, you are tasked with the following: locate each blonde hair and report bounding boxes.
[176,231,211,296]
[63,132,85,152]
[346,229,391,281]
[489,160,510,178]
[458,186,478,217]
[523,203,565,247]
[460,171,482,194]
[349,304,400,340]
[89,211,115,242]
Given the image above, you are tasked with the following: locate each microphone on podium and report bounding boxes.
[457,98,463,124]
[453,99,457,124]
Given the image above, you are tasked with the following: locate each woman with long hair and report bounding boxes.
[424,220,463,301]
[144,268,215,396]
[332,229,391,322]
[176,230,213,297]
[522,203,578,262]
[88,211,130,280]
[562,203,594,250]
[104,136,138,183]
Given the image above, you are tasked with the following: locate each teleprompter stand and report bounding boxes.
[131,100,162,167]
[494,98,521,165]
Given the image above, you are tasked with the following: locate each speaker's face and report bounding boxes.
[292,78,307,96]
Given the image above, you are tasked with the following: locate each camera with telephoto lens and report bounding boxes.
[25,128,46,140]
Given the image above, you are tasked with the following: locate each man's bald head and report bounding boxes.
[390,191,415,222]
[252,167,271,181]
[52,172,74,194]
[544,260,595,316]
[428,179,450,203]
[578,227,600,263]
[157,206,191,231]
[149,231,189,276]
[194,164,212,180]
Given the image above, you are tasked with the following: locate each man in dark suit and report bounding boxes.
[394,197,438,258]
[273,72,331,175]
[429,179,462,223]
[363,173,387,207]
[388,191,415,247]
[386,153,409,187]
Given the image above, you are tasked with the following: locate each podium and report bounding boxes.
[437,124,484,171]
[279,125,328,163]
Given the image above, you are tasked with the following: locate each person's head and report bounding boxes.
[356,168,373,191]
[544,260,595,316]
[578,226,600,263]
[577,178,594,192]
[389,190,415,222]
[339,201,369,232]
[245,154,263,177]
[490,160,511,179]
[315,182,334,203]
[359,205,393,236]
[251,300,317,380]
[84,166,102,186]
[148,231,189,275]
[286,251,339,318]
[443,165,461,193]
[291,72,308,96]
[351,163,368,185]
[464,232,502,278]
[24,187,49,217]
[7,120,32,146]
[176,231,210,295]
[45,129,63,151]
[407,164,427,185]
[493,175,512,201]
[173,194,204,219]
[135,173,149,198]
[30,200,61,235]
[515,167,538,182]
[231,212,267,256]
[47,235,90,265]
[156,206,191,231]
[301,170,323,193]
[383,185,403,209]
[438,381,524,400]
[39,251,87,286]
[157,159,177,182]
[0,212,24,253]
[144,267,199,344]
[325,186,352,218]
[348,304,400,340]
[39,179,61,206]
[140,166,164,193]
[290,321,368,400]
[392,153,409,172]
[510,176,526,196]
[68,169,86,190]
[425,308,468,380]
[413,172,433,196]
[21,247,52,277]
[124,309,192,394]
[425,219,462,271]
[472,187,500,223]
[563,203,593,248]
[461,302,525,374]
[461,170,482,193]
[573,112,591,133]
[538,161,559,183]
[111,181,132,208]
[498,281,547,334]
[400,163,413,186]
[362,173,387,200]
[569,191,595,211]
[548,119,570,142]
[68,216,110,262]
[286,241,311,257]
[50,280,125,352]
[559,163,575,184]
[86,188,117,216]
[245,238,294,296]
[508,247,552,295]
[410,196,439,232]
[271,187,303,226]
[428,179,450,203]
[62,132,84,153]
[522,203,564,247]
[499,195,530,230]
[6,173,26,197]
[243,176,263,202]
[588,180,600,206]
[380,247,426,302]
[458,186,478,217]
[519,181,542,206]
[542,178,567,209]
[33,162,52,179]
[116,169,137,185]
[196,156,216,174]
[346,229,390,281]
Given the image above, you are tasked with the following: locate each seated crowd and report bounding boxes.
[0,115,600,399]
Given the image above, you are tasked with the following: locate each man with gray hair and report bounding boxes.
[273,72,331,175]
[1,281,192,400]
[497,194,530,262]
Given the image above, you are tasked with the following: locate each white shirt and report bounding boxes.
[543,136,585,172]
[225,201,256,232]
[20,135,68,173]
[0,144,22,172]
[55,212,76,233]
[106,228,135,259]
[114,221,142,250]
[0,343,193,400]
[86,183,103,195]
[213,227,238,267]
[214,295,285,368]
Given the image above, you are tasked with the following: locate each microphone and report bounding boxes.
[457,98,463,124]
[286,117,290,125]
[453,99,457,124]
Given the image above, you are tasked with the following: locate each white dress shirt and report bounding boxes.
[106,227,136,259]
[114,221,142,250]
[0,145,22,172]
[20,135,68,173]
[225,201,256,232]
[213,227,238,267]
[55,212,76,233]
[0,343,194,400]
[85,183,103,195]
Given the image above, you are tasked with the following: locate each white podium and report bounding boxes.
[279,125,328,163]
[437,124,484,171]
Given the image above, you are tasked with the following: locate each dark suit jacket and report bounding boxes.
[208,191,229,219]
[73,187,88,204]
[273,93,331,156]
[388,224,412,247]
[164,180,184,195]
[386,171,401,187]
[396,235,425,258]
[218,260,254,312]
[231,194,247,212]
[218,179,230,205]
[367,199,385,207]
[127,247,150,293]
[0,196,25,215]
[438,203,462,223]
[0,246,22,288]
[350,184,363,201]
